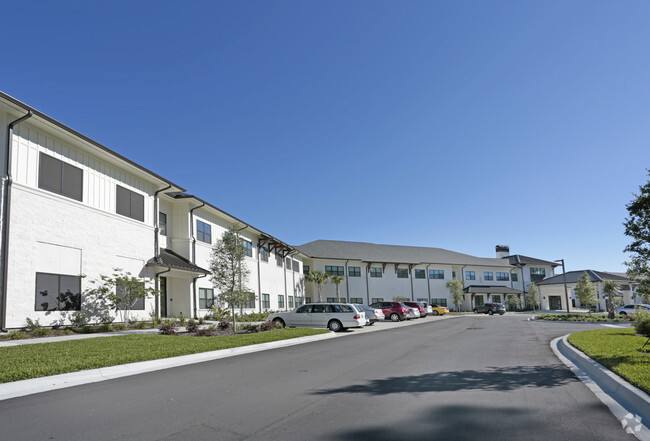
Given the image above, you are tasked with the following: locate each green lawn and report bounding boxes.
[0,328,329,384]
[568,328,650,394]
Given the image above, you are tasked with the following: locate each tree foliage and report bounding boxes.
[602,280,619,320]
[392,296,409,302]
[624,170,650,304]
[209,224,253,329]
[447,279,464,312]
[305,270,329,303]
[526,283,540,311]
[329,275,345,302]
[575,272,597,310]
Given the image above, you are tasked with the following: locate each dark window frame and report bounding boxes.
[414,269,426,279]
[159,212,167,236]
[429,270,444,279]
[116,185,145,222]
[35,272,81,312]
[38,152,83,202]
[396,268,409,279]
[325,265,344,276]
[199,288,215,309]
[496,272,509,281]
[370,267,382,278]
[196,220,212,244]
[348,266,361,277]
[466,271,476,281]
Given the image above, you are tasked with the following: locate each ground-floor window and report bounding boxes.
[35,273,81,311]
[371,297,384,303]
[431,298,447,307]
[326,297,337,303]
[278,295,285,309]
[349,298,363,304]
[262,293,270,309]
[417,298,428,302]
[305,297,312,304]
[243,297,255,309]
[475,295,485,307]
[288,296,294,308]
[199,288,214,309]
[295,297,303,307]
[492,295,501,304]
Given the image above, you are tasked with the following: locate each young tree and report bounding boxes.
[526,283,540,311]
[447,279,464,312]
[85,268,157,324]
[305,270,329,302]
[330,275,345,302]
[575,271,597,311]
[603,280,619,320]
[209,224,252,332]
[624,170,650,303]
[393,296,409,302]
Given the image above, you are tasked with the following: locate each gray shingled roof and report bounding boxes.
[463,285,523,294]
[147,249,209,274]
[535,270,630,286]
[294,240,513,267]
[504,255,559,267]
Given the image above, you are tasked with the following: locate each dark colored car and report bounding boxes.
[473,303,506,315]
[402,301,428,318]
[370,301,411,322]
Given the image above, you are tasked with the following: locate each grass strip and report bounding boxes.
[568,328,650,395]
[0,328,328,384]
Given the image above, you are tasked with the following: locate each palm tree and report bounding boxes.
[305,270,329,302]
[330,275,345,302]
[603,280,619,319]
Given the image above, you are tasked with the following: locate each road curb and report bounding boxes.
[551,334,650,440]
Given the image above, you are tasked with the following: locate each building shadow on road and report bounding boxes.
[311,364,577,395]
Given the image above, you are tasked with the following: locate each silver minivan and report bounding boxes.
[267,303,366,332]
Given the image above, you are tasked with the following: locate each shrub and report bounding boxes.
[240,323,259,333]
[135,321,148,329]
[186,319,198,333]
[114,323,127,331]
[198,317,205,325]
[25,317,42,332]
[259,321,276,332]
[218,318,230,331]
[8,331,27,340]
[31,328,49,337]
[179,313,186,326]
[71,313,87,327]
[158,322,177,335]
[633,310,650,346]
[81,325,95,333]
[97,323,113,333]
[208,324,217,331]
[195,328,215,337]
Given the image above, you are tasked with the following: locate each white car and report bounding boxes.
[405,306,421,319]
[616,304,650,315]
[268,303,365,332]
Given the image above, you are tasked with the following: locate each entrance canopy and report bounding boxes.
[146,248,209,277]
[463,285,523,295]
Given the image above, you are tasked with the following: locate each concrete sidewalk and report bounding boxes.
[552,335,650,441]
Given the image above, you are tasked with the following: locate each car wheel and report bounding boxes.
[488,310,494,315]
[473,309,479,314]
[273,318,285,328]
[328,320,343,332]
[498,311,504,315]
[620,312,627,315]
[390,313,400,322]
[433,310,439,316]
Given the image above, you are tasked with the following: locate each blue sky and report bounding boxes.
[2,1,649,272]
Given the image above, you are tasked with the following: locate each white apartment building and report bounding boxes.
[296,241,557,311]
[0,92,303,329]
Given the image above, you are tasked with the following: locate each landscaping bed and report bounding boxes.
[0,328,329,383]
[537,313,631,323]
[568,328,650,395]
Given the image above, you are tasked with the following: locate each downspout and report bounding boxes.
[283,252,288,310]
[154,267,171,319]
[153,184,172,260]
[344,260,350,302]
[426,264,431,303]
[257,241,262,312]
[1,110,33,331]
[188,202,204,318]
[409,264,415,301]
[365,263,371,305]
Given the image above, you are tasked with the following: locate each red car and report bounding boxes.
[370,301,411,322]
[402,301,428,318]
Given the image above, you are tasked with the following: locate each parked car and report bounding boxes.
[616,304,650,315]
[351,304,369,325]
[429,304,449,316]
[369,301,411,322]
[406,306,421,319]
[403,301,428,317]
[356,304,383,325]
[421,303,434,315]
[267,303,365,332]
[473,303,506,315]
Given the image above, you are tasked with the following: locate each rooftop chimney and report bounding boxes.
[496,245,510,259]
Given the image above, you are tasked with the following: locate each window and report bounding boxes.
[496,272,509,281]
[326,297,337,303]
[484,272,493,281]
[278,295,285,309]
[397,268,409,278]
[475,295,485,306]
[276,253,283,267]
[348,266,361,277]
[199,288,214,309]
[325,266,344,276]
[243,296,256,309]
[196,220,211,244]
[371,298,384,304]
[432,298,448,307]
[295,297,303,307]
[370,267,382,278]
[530,268,546,282]
[429,270,444,279]
[38,153,83,202]
[511,273,518,282]
[350,298,363,304]
[286,257,291,269]
[116,185,144,222]
[492,295,501,303]
[414,269,426,279]
[116,281,145,310]
[466,271,476,281]
[35,273,81,311]
[159,212,167,236]
[417,298,428,302]
[292,260,299,272]
[452,271,456,279]
[303,265,310,275]
[260,247,269,262]
[305,297,312,304]
[262,293,270,309]
[288,296,294,308]
[243,240,253,257]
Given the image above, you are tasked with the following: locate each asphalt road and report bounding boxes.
[0,315,635,441]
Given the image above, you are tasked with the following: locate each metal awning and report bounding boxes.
[147,249,209,275]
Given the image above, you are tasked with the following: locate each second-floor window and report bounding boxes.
[116,185,144,222]
[370,267,382,278]
[484,272,493,281]
[466,271,476,281]
[348,267,361,277]
[530,268,546,282]
[429,270,444,279]
[496,272,509,281]
[397,268,409,278]
[276,254,283,267]
[292,260,300,272]
[159,212,167,236]
[511,273,518,282]
[303,265,310,275]
[197,220,211,243]
[325,266,344,276]
[243,240,253,257]
[260,247,269,262]
[414,269,426,279]
[38,152,83,202]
